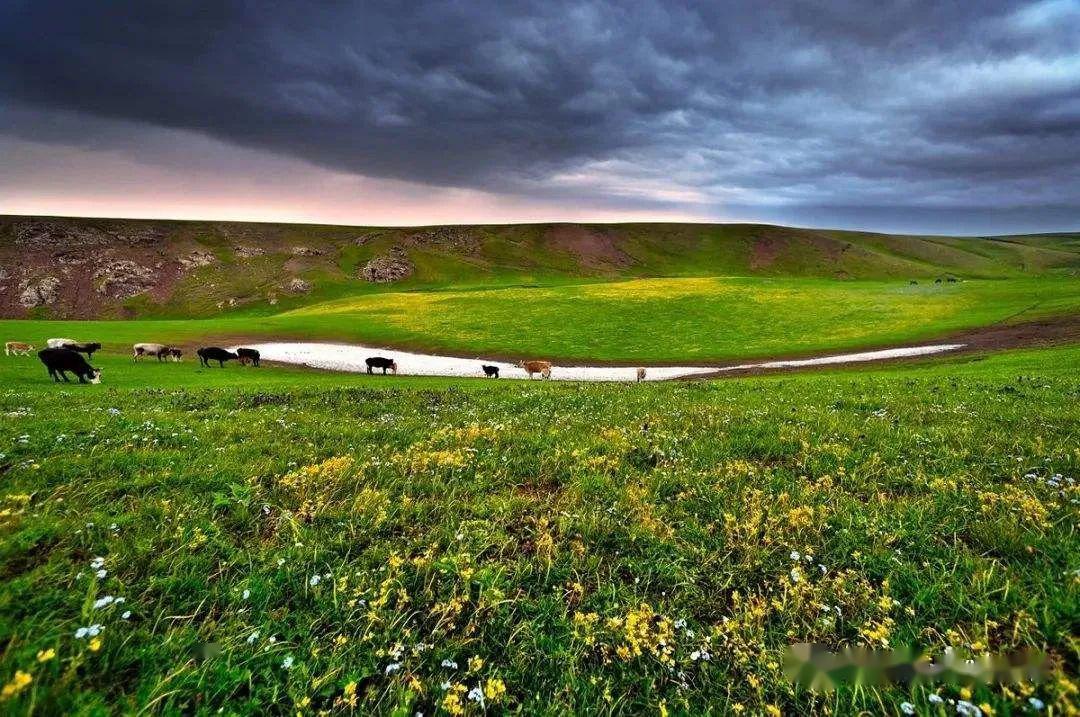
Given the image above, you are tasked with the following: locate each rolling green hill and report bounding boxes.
[2,215,1077,320]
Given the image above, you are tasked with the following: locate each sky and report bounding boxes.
[1,0,1078,235]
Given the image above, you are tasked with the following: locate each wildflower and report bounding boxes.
[1028,697,1044,710]
[74,624,103,639]
[790,567,801,583]
[92,595,115,609]
[484,678,507,703]
[242,589,250,600]
[467,685,485,706]
[765,706,781,717]
[281,655,294,669]
[928,694,944,704]
[441,659,458,669]
[36,648,56,662]
[88,637,102,652]
[440,681,452,690]
[956,701,982,717]
[0,670,32,701]
[247,631,260,644]
[121,611,131,620]
[385,662,402,675]
[790,550,801,561]
[690,650,711,662]
[90,557,105,569]
[95,569,107,579]
[900,702,915,715]
[309,574,321,587]
[467,656,484,672]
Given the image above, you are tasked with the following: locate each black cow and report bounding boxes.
[365,356,397,374]
[38,348,101,384]
[168,348,183,361]
[64,341,102,358]
[236,348,261,367]
[482,364,500,378]
[197,347,239,368]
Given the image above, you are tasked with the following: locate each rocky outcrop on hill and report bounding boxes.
[360,250,414,283]
[234,245,265,258]
[19,276,62,307]
[285,277,312,293]
[180,249,216,269]
[402,226,480,252]
[14,219,112,248]
[93,261,156,299]
[291,246,323,256]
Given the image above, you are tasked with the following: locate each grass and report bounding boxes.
[0,345,1077,714]
[3,276,1078,363]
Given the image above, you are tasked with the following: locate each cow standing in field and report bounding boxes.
[197,347,239,368]
[636,367,647,383]
[366,356,397,374]
[47,338,101,357]
[132,343,176,361]
[236,348,261,367]
[38,348,101,384]
[482,364,500,378]
[5,341,34,356]
[518,360,552,379]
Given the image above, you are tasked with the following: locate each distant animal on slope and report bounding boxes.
[5,341,33,356]
[366,356,398,374]
[636,367,646,382]
[132,343,176,361]
[236,348,261,367]
[38,348,101,384]
[909,280,918,285]
[518,360,552,379]
[197,347,239,368]
[47,339,102,357]
[482,364,500,378]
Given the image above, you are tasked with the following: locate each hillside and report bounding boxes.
[2,215,1078,319]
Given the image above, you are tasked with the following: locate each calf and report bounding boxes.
[46,337,77,349]
[636,367,647,383]
[366,356,398,374]
[197,347,239,368]
[38,348,101,384]
[5,341,33,356]
[517,360,552,379]
[167,348,183,361]
[482,364,500,378]
[236,348,261,367]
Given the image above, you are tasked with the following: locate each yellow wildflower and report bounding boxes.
[468,655,484,672]
[88,638,102,652]
[1,671,32,701]
[766,706,782,717]
[484,678,507,703]
[36,649,56,663]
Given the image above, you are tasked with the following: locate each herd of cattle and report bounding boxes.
[5,340,648,384]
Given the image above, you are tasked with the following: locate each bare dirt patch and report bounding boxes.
[544,225,634,270]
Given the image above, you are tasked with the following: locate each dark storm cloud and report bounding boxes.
[1,0,1077,232]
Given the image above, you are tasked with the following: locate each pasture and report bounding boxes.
[0,344,1077,714]
[2,277,1078,363]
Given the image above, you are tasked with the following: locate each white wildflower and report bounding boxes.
[281,655,294,669]
[385,662,402,675]
[441,659,458,669]
[900,702,915,715]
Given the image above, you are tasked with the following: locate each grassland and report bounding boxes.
[0,346,1077,714]
[3,276,1079,363]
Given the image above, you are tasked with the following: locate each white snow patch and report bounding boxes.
[236,342,966,381]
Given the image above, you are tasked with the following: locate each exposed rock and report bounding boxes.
[234,245,265,258]
[0,267,8,282]
[14,220,111,248]
[291,245,323,256]
[360,253,414,283]
[353,233,378,246]
[19,276,62,307]
[179,249,216,269]
[93,260,156,299]
[401,226,480,253]
[285,277,312,293]
[267,294,278,305]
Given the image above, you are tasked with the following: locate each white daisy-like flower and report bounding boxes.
[121,610,131,619]
[90,557,105,569]
[467,685,485,705]
[956,700,982,717]
[242,589,250,600]
[385,662,402,675]
[1028,697,1045,710]
[95,569,107,579]
[92,595,115,609]
[790,567,801,583]
[900,702,915,715]
[928,694,943,704]
[441,659,458,669]
[440,681,452,691]
[790,550,801,561]
[309,574,321,587]
[247,631,260,644]
[281,655,294,669]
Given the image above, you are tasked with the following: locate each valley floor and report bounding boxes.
[0,345,1077,714]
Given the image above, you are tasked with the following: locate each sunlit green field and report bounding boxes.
[0,346,1077,714]
[3,277,1078,362]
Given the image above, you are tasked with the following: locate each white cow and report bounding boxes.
[46,337,77,349]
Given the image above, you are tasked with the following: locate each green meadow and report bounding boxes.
[4,276,1078,362]
[0,345,1078,714]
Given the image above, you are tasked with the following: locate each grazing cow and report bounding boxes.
[236,348,261,367]
[5,341,33,356]
[909,280,918,285]
[517,360,552,379]
[49,340,102,357]
[636,367,647,383]
[167,348,183,361]
[934,278,942,284]
[38,348,101,384]
[366,356,398,374]
[133,342,168,361]
[946,276,958,283]
[197,347,239,368]
[481,364,500,378]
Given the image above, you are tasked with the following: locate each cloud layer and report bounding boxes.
[1,0,1078,233]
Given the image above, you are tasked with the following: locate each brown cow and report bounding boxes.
[636,367,646,382]
[517,360,552,379]
[5,341,34,356]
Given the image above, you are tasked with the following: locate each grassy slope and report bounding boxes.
[2,276,1077,363]
[0,347,1076,714]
